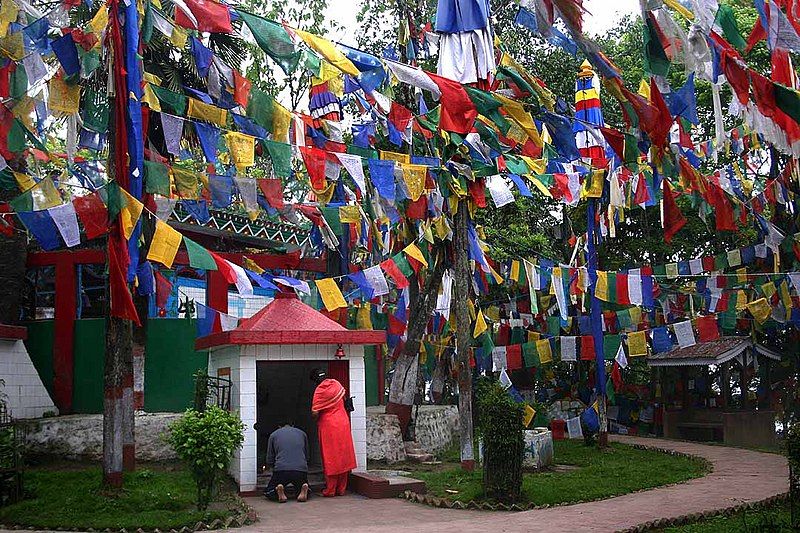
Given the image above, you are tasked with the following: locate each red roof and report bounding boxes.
[195,292,386,350]
[0,324,27,341]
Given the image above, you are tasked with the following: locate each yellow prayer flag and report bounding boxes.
[664,0,694,19]
[356,305,373,330]
[629,307,642,326]
[226,132,255,168]
[142,83,162,112]
[403,242,428,268]
[595,271,609,301]
[485,306,500,322]
[737,268,748,284]
[510,260,521,283]
[736,290,748,311]
[271,102,292,144]
[627,330,648,357]
[473,310,487,338]
[380,150,410,164]
[494,94,543,146]
[488,264,504,284]
[761,281,777,300]
[29,176,62,210]
[0,0,18,38]
[316,278,347,311]
[523,404,536,427]
[339,205,360,224]
[536,339,552,364]
[146,220,182,268]
[294,29,360,76]
[0,29,22,59]
[172,167,199,199]
[13,171,34,192]
[401,163,427,201]
[582,169,605,198]
[243,257,264,274]
[119,189,143,240]
[747,297,772,324]
[48,77,81,115]
[312,180,336,205]
[434,216,450,239]
[467,298,476,320]
[187,98,227,127]
[170,25,188,48]
[527,331,540,342]
[665,263,679,278]
[89,3,108,35]
[637,79,651,100]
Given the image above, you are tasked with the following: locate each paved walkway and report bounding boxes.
[244,436,788,533]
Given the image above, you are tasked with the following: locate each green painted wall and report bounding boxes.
[72,319,105,413]
[144,319,208,413]
[364,345,379,406]
[23,320,55,397]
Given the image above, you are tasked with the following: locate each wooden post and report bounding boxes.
[740,350,750,409]
[453,200,474,471]
[104,314,130,488]
[720,361,731,408]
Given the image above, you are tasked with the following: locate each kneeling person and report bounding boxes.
[263,421,310,503]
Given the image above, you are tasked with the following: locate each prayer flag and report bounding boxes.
[747,297,772,324]
[239,12,300,74]
[473,309,487,338]
[316,278,348,311]
[48,202,80,247]
[73,192,108,239]
[185,237,217,270]
[174,0,232,33]
[673,320,696,348]
[147,220,182,268]
[536,339,552,364]
[627,330,648,357]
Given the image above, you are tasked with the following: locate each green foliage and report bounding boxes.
[664,501,793,532]
[0,466,241,529]
[166,407,245,511]
[475,379,524,502]
[411,439,707,505]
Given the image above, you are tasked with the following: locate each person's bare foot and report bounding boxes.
[276,484,287,503]
[297,483,309,502]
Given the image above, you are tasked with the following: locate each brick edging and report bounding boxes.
[0,503,256,532]
[399,443,713,513]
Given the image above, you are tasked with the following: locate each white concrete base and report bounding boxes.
[0,339,58,419]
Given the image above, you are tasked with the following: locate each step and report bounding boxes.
[406,452,435,462]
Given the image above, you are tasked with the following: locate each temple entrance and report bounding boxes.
[255,359,350,488]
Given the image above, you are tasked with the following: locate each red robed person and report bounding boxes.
[310,368,356,496]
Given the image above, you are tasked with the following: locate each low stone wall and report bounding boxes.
[413,405,459,454]
[20,412,181,461]
[367,405,459,463]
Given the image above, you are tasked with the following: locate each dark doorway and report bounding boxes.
[256,361,325,475]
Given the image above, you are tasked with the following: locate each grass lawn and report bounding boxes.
[401,440,708,507]
[0,464,246,530]
[660,501,794,532]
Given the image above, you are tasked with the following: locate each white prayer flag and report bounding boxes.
[552,267,568,321]
[615,342,628,369]
[227,260,253,296]
[48,202,80,247]
[567,417,583,439]
[233,176,258,213]
[755,243,768,258]
[561,336,577,362]
[335,153,367,195]
[219,313,239,332]
[689,258,703,274]
[673,320,696,348]
[486,175,515,208]
[436,269,453,320]
[154,197,178,221]
[492,346,507,372]
[628,269,643,306]
[363,265,390,297]
[498,368,512,389]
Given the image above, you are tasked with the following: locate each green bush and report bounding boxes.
[166,407,244,511]
[476,379,524,503]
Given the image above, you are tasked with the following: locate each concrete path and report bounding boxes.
[244,436,788,533]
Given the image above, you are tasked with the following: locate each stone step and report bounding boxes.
[406,452,435,463]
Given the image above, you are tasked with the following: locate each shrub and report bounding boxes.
[475,378,524,503]
[166,407,244,510]
[788,423,800,529]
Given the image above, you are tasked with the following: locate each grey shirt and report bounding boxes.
[266,426,308,472]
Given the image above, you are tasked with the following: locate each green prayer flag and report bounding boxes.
[714,253,728,270]
[510,326,525,345]
[775,84,800,125]
[504,155,531,175]
[10,65,26,100]
[100,181,122,219]
[247,89,281,134]
[715,5,746,51]
[264,140,292,178]
[82,88,110,133]
[9,189,32,213]
[643,14,670,76]
[392,252,415,278]
[7,119,26,154]
[144,160,171,196]
[320,206,342,235]
[347,144,378,160]
[617,308,633,330]
[464,86,511,135]
[151,85,188,115]
[547,315,560,337]
[239,11,301,75]
[606,377,616,405]
[522,341,540,368]
[184,237,217,270]
[603,334,621,361]
[482,332,495,355]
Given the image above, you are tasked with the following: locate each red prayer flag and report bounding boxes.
[721,51,750,106]
[580,335,595,361]
[174,0,232,33]
[154,270,173,310]
[662,180,686,243]
[616,273,630,305]
[108,233,141,326]
[233,71,252,108]
[697,315,720,342]
[209,252,237,283]
[649,79,673,148]
[380,258,410,289]
[505,344,523,371]
[467,177,487,208]
[426,72,478,134]
[300,146,328,190]
[258,178,285,209]
[73,192,108,239]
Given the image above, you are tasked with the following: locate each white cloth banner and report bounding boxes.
[628,269,643,306]
[436,269,454,320]
[335,153,367,195]
[486,175,515,208]
[154,197,178,221]
[219,313,239,332]
[689,258,703,274]
[48,202,80,247]
[227,260,253,296]
[561,336,577,362]
[567,417,583,439]
[492,346,507,372]
[364,265,390,297]
[673,320,697,348]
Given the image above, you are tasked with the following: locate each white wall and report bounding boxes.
[0,339,58,419]
[212,343,368,492]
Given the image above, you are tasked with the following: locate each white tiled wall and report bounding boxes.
[0,339,58,419]
[211,343,370,492]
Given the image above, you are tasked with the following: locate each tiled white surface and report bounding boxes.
[211,344,372,488]
[0,340,58,420]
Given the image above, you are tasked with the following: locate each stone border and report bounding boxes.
[0,499,256,532]
[399,443,712,513]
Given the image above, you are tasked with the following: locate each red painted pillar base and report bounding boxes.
[385,402,412,437]
[123,444,135,471]
[460,460,475,472]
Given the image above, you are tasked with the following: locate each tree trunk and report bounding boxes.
[104,314,130,488]
[0,233,27,324]
[452,201,474,471]
[386,245,446,437]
